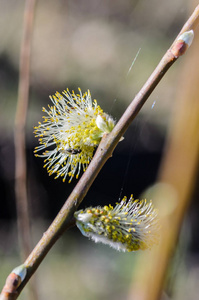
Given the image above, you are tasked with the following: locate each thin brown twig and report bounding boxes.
[1,4,199,300]
[15,0,36,262]
[153,8,199,298]
[13,0,37,300]
[128,5,199,299]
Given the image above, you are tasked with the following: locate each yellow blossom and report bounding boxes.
[74,195,159,252]
[34,88,115,182]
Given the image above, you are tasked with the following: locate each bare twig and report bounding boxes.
[1,4,199,300]
[15,0,36,260]
[13,0,37,300]
[127,5,199,299]
[150,8,199,299]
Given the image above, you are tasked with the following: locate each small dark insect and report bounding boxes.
[62,148,82,155]
[66,107,75,113]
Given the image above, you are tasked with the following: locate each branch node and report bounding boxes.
[171,30,194,57]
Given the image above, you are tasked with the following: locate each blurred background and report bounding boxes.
[0,0,199,299]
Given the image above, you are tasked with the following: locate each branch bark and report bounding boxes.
[13,0,38,300]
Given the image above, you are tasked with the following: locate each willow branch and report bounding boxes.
[12,0,37,300]
[14,0,36,259]
[128,5,199,300]
[1,4,199,300]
